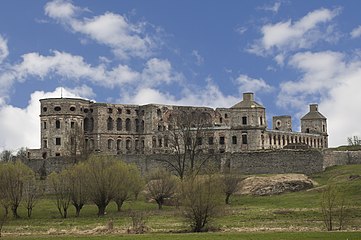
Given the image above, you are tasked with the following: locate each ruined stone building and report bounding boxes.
[27,92,328,159]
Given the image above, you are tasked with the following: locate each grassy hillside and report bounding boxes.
[2,165,361,239]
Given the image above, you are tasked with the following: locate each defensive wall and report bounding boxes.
[24,149,361,177]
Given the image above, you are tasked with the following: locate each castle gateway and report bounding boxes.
[27,92,328,159]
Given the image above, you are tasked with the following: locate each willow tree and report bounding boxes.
[48,171,71,218]
[84,155,119,216]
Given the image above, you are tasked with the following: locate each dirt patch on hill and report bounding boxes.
[238,174,316,196]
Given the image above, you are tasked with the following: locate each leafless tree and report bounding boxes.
[48,171,71,218]
[347,136,361,146]
[0,161,34,218]
[22,177,44,218]
[321,183,348,231]
[160,110,213,179]
[222,174,242,205]
[181,173,223,232]
[146,168,178,210]
[0,150,13,162]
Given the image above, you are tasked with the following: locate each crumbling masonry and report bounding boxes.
[27,92,328,159]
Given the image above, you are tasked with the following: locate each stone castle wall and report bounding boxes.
[25,149,361,178]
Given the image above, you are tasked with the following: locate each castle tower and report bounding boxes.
[301,104,328,147]
[273,116,292,132]
[39,98,91,158]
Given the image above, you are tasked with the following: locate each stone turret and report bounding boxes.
[301,104,328,147]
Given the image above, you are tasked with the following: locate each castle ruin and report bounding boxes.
[27,92,328,160]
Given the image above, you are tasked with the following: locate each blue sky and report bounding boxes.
[1,0,361,151]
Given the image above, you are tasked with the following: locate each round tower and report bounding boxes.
[40,98,91,158]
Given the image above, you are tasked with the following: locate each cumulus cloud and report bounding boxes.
[0,50,179,103]
[0,88,81,151]
[236,74,274,93]
[248,8,340,56]
[45,0,155,59]
[351,25,361,38]
[277,50,361,146]
[0,34,9,63]
[119,79,239,109]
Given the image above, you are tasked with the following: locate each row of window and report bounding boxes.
[43,120,77,130]
[106,117,145,132]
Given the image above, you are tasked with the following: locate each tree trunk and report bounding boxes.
[27,207,32,218]
[97,205,106,217]
[11,205,19,219]
[225,194,231,205]
[63,207,68,218]
[75,204,83,217]
[116,199,124,212]
[156,198,163,210]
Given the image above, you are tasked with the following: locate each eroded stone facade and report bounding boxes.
[27,92,328,159]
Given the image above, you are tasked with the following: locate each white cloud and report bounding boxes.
[119,79,239,109]
[192,50,204,66]
[0,88,80,151]
[65,84,96,99]
[0,50,179,103]
[236,74,274,93]
[0,35,9,64]
[277,50,361,146]
[350,25,361,38]
[248,8,340,56]
[45,0,155,59]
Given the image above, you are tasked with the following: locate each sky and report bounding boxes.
[0,0,361,151]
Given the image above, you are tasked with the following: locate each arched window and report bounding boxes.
[126,139,131,150]
[107,117,113,131]
[117,139,122,151]
[141,120,145,132]
[56,120,61,129]
[90,118,94,131]
[107,139,113,150]
[116,118,122,131]
[126,118,131,131]
[135,119,139,132]
[84,118,90,132]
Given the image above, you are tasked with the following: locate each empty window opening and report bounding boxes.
[71,121,75,128]
[126,109,131,114]
[55,137,61,145]
[70,106,76,111]
[135,119,139,132]
[84,108,89,113]
[126,139,131,150]
[54,106,61,111]
[55,120,61,129]
[117,139,122,150]
[43,139,48,148]
[242,116,247,125]
[260,117,263,125]
[42,152,47,159]
[43,107,47,112]
[117,108,122,114]
[107,117,113,131]
[108,139,113,150]
[43,121,47,129]
[242,134,248,144]
[225,114,228,119]
[219,136,225,145]
[220,117,223,123]
[55,153,61,156]
[126,118,131,131]
[107,108,113,113]
[197,137,203,146]
[306,128,310,133]
[232,136,237,144]
[208,137,214,145]
[117,118,122,131]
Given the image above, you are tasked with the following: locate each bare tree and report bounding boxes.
[68,163,87,217]
[0,206,7,238]
[181,173,223,232]
[146,168,178,210]
[160,110,213,179]
[321,184,348,231]
[347,136,361,146]
[0,161,34,218]
[22,176,44,218]
[222,174,242,205]
[48,171,71,218]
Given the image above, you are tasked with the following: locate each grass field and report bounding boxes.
[2,164,361,239]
